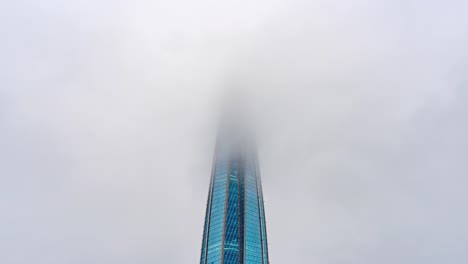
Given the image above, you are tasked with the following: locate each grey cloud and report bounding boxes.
[1,0,468,263]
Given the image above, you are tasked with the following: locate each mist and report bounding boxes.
[1,0,468,263]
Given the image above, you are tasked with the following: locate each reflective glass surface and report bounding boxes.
[257,175,269,264]
[244,159,263,263]
[223,163,239,264]
[205,158,228,263]
[200,148,269,264]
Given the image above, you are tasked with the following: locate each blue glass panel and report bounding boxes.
[200,165,213,264]
[223,163,239,264]
[205,158,229,264]
[244,158,263,264]
[200,145,269,264]
[257,167,270,264]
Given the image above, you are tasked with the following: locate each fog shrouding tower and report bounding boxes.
[199,113,270,264]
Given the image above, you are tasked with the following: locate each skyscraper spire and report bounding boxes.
[199,96,269,264]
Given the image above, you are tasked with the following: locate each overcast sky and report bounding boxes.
[1,0,468,263]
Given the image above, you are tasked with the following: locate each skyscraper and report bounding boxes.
[199,117,270,264]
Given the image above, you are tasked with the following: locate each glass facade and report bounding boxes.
[200,137,269,264]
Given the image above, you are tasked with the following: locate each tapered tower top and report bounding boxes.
[199,93,269,264]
